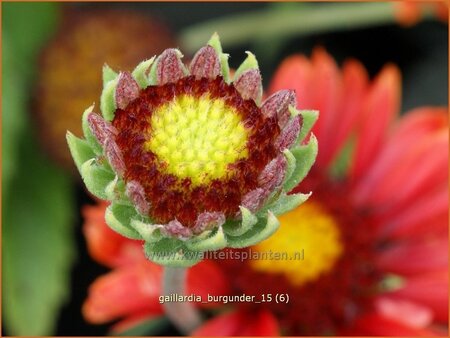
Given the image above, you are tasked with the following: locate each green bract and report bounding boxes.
[67,34,318,267]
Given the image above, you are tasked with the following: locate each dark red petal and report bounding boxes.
[126,180,150,215]
[87,112,118,146]
[104,138,126,177]
[234,69,262,101]
[261,89,296,128]
[115,72,140,110]
[193,212,225,234]
[157,48,185,84]
[241,188,266,213]
[274,114,302,150]
[258,154,287,193]
[189,45,220,79]
[161,219,192,239]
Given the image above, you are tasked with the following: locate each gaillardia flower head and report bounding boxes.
[67,34,318,266]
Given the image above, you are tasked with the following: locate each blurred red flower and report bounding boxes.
[82,49,448,336]
[394,0,448,26]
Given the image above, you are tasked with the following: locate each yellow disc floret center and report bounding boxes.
[145,94,249,186]
[250,201,343,286]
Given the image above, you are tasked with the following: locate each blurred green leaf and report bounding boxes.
[252,2,311,66]
[2,2,59,76]
[2,2,76,335]
[2,36,26,196]
[2,2,59,196]
[3,132,75,335]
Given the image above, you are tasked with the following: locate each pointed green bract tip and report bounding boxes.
[227,211,280,248]
[130,219,161,242]
[100,77,119,121]
[282,148,296,184]
[186,226,227,252]
[207,32,223,53]
[297,109,319,143]
[80,159,115,200]
[102,64,118,86]
[223,207,257,236]
[81,105,103,154]
[207,32,230,82]
[234,51,259,81]
[132,57,156,88]
[283,135,318,192]
[105,203,142,240]
[66,132,95,171]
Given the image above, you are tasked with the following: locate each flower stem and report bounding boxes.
[162,267,203,334]
[180,2,434,53]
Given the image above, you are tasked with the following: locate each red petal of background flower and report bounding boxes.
[308,47,342,167]
[110,312,161,334]
[327,59,368,168]
[394,1,422,26]
[193,309,279,336]
[375,296,433,329]
[268,55,314,109]
[83,262,163,324]
[352,108,448,223]
[353,108,447,193]
[239,310,279,336]
[83,202,144,268]
[388,271,448,323]
[353,129,448,212]
[383,186,448,239]
[376,237,448,276]
[383,131,448,208]
[343,312,440,336]
[350,64,401,182]
[389,107,448,143]
[187,260,231,308]
[268,49,370,169]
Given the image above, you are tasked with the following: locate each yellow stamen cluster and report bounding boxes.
[251,201,343,286]
[145,94,249,186]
